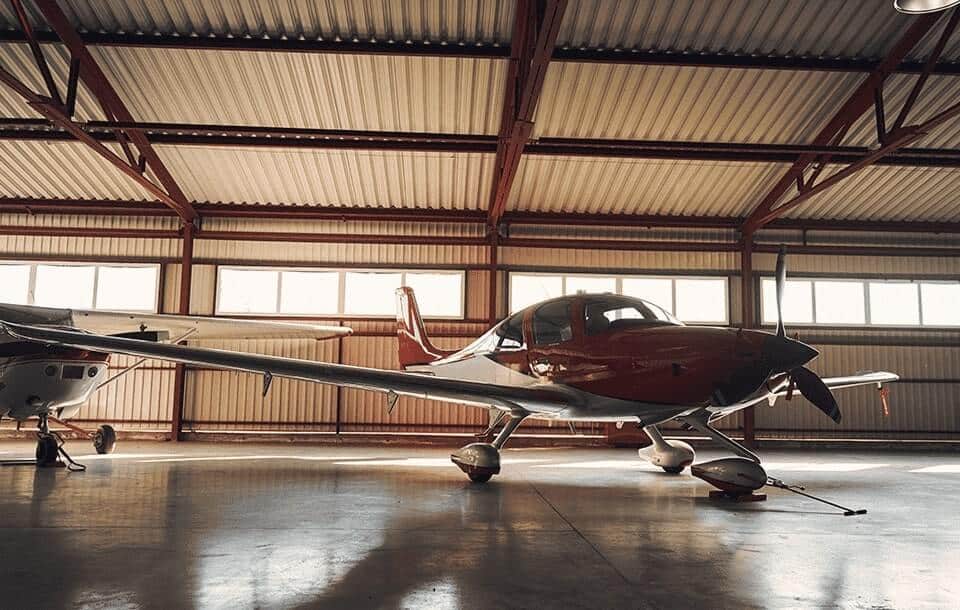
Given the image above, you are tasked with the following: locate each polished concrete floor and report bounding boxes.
[1,441,958,609]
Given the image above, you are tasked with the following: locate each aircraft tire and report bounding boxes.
[36,436,59,467]
[93,425,117,455]
[468,473,492,483]
[662,466,685,474]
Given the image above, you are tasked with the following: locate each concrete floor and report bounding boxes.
[1,441,958,609]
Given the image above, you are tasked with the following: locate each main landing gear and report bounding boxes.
[452,410,526,483]
[0,416,115,471]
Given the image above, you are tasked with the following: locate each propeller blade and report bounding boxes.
[775,245,787,338]
[791,366,842,424]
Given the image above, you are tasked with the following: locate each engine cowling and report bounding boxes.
[638,438,695,473]
[691,457,767,494]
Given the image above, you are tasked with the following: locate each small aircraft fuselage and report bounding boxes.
[420,294,816,415]
[0,342,109,421]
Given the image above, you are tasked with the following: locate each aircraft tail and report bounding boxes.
[395,287,453,368]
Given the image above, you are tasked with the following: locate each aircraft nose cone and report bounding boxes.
[762,335,818,372]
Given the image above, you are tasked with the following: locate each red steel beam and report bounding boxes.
[741,13,944,236]
[2,28,960,75]
[892,9,960,132]
[32,0,196,223]
[4,197,960,234]
[747,97,960,230]
[9,0,61,105]
[487,0,567,228]
[5,119,960,167]
[0,64,199,216]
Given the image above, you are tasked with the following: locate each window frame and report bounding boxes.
[508,272,729,325]
[215,266,466,319]
[0,260,161,313]
[760,275,960,328]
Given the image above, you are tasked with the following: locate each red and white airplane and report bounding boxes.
[0,251,896,492]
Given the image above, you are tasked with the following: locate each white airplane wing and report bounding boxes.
[776,371,900,394]
[0,321,577,412]
[821,371,900,389]
[0,303,349,340]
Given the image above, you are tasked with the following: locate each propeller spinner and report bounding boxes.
[769,247,842,423]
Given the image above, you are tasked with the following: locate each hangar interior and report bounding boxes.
[1,1,960,608]
[2,0,959,444]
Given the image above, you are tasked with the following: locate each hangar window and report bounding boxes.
[761,277,960,327]
[509,273,728,324]
[216,267,464,318]
[0,262,159,312]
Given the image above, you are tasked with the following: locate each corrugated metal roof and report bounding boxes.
[0,140,152,200]
[155,145,494,209]
[507,155,788,216]
[0,43,102,120]
[90,47,506,133]
[557,0,960,62]
[781,164,960,222]
[534,62,863,141]
[0,0,515,46]
[843,73,960,149]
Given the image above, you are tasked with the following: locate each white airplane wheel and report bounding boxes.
[662,465,686,474]
[93,425,117,455]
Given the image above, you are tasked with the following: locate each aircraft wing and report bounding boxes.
[0,321,576,412]
[777,371,900,394]
[0,303,350,340]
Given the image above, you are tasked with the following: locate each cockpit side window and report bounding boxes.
[584,296,677,335]
[532,301,573,345]
[495,311,525,349]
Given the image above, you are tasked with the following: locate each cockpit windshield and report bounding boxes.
[583,295,681,335]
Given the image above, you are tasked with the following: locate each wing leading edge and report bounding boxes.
[0,321,577,413]
[0,303,350,341]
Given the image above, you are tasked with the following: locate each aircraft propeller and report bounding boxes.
[768,246,842,423]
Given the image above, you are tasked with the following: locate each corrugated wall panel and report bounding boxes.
[502,246,739,272]
[194,241,488,267]
[753,252,960,276]
[84,368,175,430]
[339,334,484,431]
[183,338,340,429]
[0,214,180,259]
[156,146,495,210]
[506,156,789,217]
[93,48,506,135]
[757,343,960,438]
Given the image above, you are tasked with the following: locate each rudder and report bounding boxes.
[395,287,453,368]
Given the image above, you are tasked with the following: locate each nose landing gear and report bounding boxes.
[34,414,86,472]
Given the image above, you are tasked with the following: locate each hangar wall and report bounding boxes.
[0,212,958,441]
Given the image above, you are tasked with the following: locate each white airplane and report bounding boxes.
[0,303,348,468]
[0,251,897,495]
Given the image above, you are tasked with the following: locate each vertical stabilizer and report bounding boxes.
[395,287,454,368]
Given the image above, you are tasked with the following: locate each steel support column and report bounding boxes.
[170,223,194,442]
[740,235,756,447]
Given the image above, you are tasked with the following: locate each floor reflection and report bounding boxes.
[0,444,958,609]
